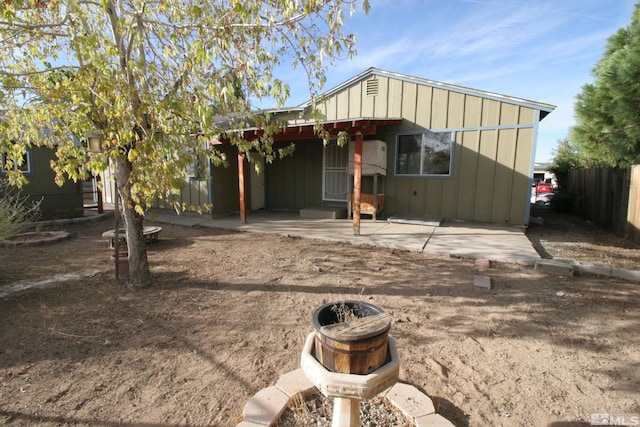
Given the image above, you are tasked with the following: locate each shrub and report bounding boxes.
[550,189,575,214]
[0,178,42,240]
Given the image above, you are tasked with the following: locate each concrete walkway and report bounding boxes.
[147,210,542,265]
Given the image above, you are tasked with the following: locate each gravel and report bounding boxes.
[277,392,412,426]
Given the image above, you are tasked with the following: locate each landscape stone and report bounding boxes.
[242,386,289,425]
[473,275,492,289]
[535,259,574,276]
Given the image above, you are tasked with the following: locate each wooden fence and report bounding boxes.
[567,165,640,240]
[628,166,640,241]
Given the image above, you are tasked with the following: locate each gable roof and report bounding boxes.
[298,67,556,120]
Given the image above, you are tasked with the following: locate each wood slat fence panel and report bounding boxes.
[627,165,640,241]
[567,167,632,237]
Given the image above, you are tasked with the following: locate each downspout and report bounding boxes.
[524,110,542,226]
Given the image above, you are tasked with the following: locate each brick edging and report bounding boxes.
[236,369,455,426]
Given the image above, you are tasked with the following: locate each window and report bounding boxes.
[1,150,32,174]
[395,131,453,176]
[186,151,203,179]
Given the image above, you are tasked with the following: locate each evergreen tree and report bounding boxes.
[571,3,640,167]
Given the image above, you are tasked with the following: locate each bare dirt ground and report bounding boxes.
[0,207,638,427]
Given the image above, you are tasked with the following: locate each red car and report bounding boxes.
[536,181,553,194]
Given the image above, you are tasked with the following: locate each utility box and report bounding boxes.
[348,140,387,176]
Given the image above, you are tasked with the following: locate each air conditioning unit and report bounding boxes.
[348,140,387,176]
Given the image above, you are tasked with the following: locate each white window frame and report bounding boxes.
[1,150,32,175]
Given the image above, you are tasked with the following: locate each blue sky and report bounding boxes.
[278,0,638,163]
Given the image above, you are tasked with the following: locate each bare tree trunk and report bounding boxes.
[114,157,151,287]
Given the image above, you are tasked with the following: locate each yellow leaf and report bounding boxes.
[128,148,139,162]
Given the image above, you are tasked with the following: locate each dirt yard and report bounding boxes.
[0,207,638,427]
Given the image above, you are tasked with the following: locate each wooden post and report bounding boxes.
[352,133,363,235]
[347,174,352,219]
[113,178,120,280]
[333,397,360,427]
[372,174,378,222]
[238,152,247,224]
[96,174,104,214]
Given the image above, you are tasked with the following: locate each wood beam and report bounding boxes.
[217,119,402,144]
[238,152,247,224]
[353,132,363,236]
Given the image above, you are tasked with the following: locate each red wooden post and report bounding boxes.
[238,151,247,224]
[353,132,363,236]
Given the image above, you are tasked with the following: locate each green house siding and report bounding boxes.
[15,147,84,219]
[210,144,240,215]
[382,126,535,224]
[296,69,554,226]
[265,140,323,210]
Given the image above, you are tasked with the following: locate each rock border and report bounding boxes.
[0,230,71,248]
[535,259,640,282]
[236,369,455,427]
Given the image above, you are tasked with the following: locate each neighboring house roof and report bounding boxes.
[534,162,553,171]
[297,67,556,120]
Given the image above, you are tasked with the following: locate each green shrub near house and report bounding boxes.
[0,178,41,240]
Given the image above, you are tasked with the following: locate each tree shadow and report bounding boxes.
[430,394,470,427]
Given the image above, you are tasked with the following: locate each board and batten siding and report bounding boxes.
[313,74,541,225]
[265,140,324,210]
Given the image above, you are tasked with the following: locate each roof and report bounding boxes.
[298,67,556,120]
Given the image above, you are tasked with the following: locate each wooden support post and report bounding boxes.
[333,397,360,427]
[238,152,247,224]
[96,174,104,214]
[113,178,120,280]
[353,133,363,236]
[372,174,378,222]
[347,174,352,219]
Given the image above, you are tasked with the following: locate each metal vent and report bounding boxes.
[366,79,379,96]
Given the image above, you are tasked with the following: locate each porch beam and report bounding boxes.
[216,119,403,145]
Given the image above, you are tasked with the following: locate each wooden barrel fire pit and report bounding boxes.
[312,301,392,375]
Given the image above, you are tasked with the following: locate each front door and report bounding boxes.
[323,142,348,202]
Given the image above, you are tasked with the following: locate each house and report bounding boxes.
[1,146,84,220]
[159,68,555,227]
[533,162,557,188]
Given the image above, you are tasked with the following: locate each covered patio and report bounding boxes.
[146,209,541,265]
[225,117,402,235]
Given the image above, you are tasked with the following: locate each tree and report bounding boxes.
[571,3,640,167]
[0,0,368,286]
[549,137,583,213]
[550,137,583,188]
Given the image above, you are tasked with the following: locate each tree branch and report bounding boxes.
[0,65,79,77]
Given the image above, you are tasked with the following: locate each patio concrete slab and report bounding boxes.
[146,210,541,265]
[425,223,541,265]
